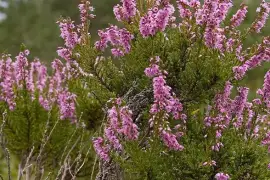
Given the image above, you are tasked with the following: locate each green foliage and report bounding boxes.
[117,116,270,180]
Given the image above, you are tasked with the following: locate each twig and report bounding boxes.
[35,112,59,179]
[22,146,35,173]
[56,112,83,180]
[0,110,11,180]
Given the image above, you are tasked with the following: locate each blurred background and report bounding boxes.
[0,0,269,177]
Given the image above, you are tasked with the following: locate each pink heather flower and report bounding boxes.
[93,99,139,160]
[203,160,217,166]
[95,26,133,57]
[108,106,120,131]
[57,47,72,61]
[252,1,270,33]
[78,1,95,26]
[57,91,77,122]
[0,56,16,110]
[245,50,270,69]
[57,19,79,49]
[145,57,186,150]
[215,81,233,114]
[234,47,270,80]
[233,65,248,80]
[204,27,226,51]
[113,0,137,22]
[111,48,124,58]
[177,0,192,19]
[139,4,175,37]
[234,87,249,117]
[230,4,248,27]
[232,87,249,128]
[258,70,270,109]
[49,59,65,94]
[195,0,232,51]
[146,57,185,117]
[27,59,48,94]
[120,106,139,140]
[215,172,230,180]
[212,142,224,152]
[263,132,270,148]
[104,127,122,150]
[161,130,184,151]
[236,44,245,61]
[39,96,51,111]
[144,57,161,77]
[93,137,110,161]
[14,51,29,87]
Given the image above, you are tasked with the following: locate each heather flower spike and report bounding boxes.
[93,98,139,161]
[145,56,186,151]
[113,0,137,22]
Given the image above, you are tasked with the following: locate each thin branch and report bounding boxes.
[0,110,11,180]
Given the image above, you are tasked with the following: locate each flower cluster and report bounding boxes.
[199,0,232,50]
[139,3,175,37]
[0,51,77,122]
[145,56,185,151]
[78,1,95,26]
[57,19,79,50]
[258,70,270,109]
[215,172,230,180]
[95,25,134,57]
[93,137,110,161]
[0,55,16,110]
[233,37,270,80]
[230,3,248,28]
[113,0,137,22]
[252,0,270,33]
[57,0,95,62]
[204,82,255,151]
[177,0,200,19]
[93,98,139,161]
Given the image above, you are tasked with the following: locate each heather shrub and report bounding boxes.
[0,0,270,179]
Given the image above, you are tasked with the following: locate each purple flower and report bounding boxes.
[57,90,77,123]
[105,127,122,150]
[252,1,270,33]
[113,0,137,22]
[230,4,248,27]
[161,130,184,151]
[93,137,110,161]
[57,19,79,49]
[215,172,230,180]
[95,26,133,57]
[0,56,16,110]
[139,4,175,37]
[120,106,139,140]
[177,0,192,19]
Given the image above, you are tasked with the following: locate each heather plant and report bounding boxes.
[0,0,270,179]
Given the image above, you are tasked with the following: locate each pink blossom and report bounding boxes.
[230,4,248,27]
[161,130,184,151]
[215,172,230,180]
[120,106,139,140]
[113,0,137,22]
[139,4,175,37]
[93,137,110,161]
[95,26,133,57]
[252,1,270,33]
[57,19,79,49]
[57,90,77,122]
[104,127,122,150]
